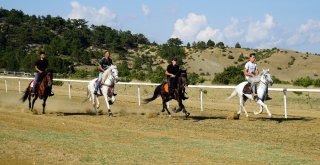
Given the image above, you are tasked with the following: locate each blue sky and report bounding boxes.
[1,0,320,53]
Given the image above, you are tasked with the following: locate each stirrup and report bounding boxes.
[49,91,54,96]
[266,96,272,100]
[94,91,98,95]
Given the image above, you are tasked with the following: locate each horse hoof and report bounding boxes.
[185,112,190,118]
[108,113,113,117]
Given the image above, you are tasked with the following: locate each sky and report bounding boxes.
[1,0,320,53]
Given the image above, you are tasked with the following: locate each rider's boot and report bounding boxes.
[94,81,101,95]
[168,88,174,100]
[266,95,272,100]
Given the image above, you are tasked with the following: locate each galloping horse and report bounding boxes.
[85,65,119,116]
[228,69,273,118]
[144,69,190,118]
[21,71,53,114]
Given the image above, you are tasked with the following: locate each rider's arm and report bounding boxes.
[35,65,42,73]
[97,64,104,72]
[243,68,254,77]
[165,70,175,77]
[255,68,259,75]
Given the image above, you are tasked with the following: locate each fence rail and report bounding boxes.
[1,76,320,119]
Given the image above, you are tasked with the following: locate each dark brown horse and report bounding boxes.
[144,69,190,118]
[21,71,53,114]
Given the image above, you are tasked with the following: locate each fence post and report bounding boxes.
[283,88,287,119]
[5,79,7,93]
[68,81,71,99]
[138,85,141,106]
[200,89,203,111]
[18,79,21,94]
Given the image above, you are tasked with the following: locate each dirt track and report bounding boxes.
[1,83,320,164]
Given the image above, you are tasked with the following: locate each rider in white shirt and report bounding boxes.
[243,53,271,100]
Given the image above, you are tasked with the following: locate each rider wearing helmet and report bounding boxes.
[165,56,188,100]
[31,51,54,97]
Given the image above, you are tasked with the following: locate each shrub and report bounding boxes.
[228,55,234,59]
[293,77,313,87]
[53,81,63,86]
[212,65,244,85]
[313,79,320,87]
[188,72,200,85]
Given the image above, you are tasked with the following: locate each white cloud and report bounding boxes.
[287,19,320,45]
[171,13,207,42]
[68,1,117,27]
[245,14,275,43]
[196,26,224,42]
[142,4,151,16]
[223,18,244,40]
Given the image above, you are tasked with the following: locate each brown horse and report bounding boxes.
[21,71,53,114]
[144,69,190,118]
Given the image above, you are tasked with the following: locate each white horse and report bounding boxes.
[228,69,273,118]
[85,65,119,116]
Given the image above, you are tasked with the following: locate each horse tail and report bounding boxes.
[227,88,237,100]
[144,84,161,103]
[21,87,30,103]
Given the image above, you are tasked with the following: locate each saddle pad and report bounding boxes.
[30,80,35,88]
[243,83,252,94]
[164,83,169,93]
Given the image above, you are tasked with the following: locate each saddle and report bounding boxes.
[243,83,253,94]
[164,83,169,93]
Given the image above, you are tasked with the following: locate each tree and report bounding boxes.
[215,42,225,49]
[235,42,241,48]
[207,39,215,47]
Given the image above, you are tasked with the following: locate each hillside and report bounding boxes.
[110,46,320,83]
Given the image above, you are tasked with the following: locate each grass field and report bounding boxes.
[1,79,320,164]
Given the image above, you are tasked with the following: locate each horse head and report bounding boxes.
[260,69,273,86]
[102,65,119,85]
[110,65,119,83]
[177,69,189,89]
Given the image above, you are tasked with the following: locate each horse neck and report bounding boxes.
[102,68,112,82]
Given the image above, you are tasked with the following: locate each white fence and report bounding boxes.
[1,76,320,119]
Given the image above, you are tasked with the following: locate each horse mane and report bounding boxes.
[102,66,114,83]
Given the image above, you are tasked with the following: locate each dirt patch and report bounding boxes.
[1,87,320,164]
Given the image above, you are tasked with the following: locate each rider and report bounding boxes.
[243,53,271,100]
[165,56,188,100]
[31,51,54,97]
[94,50,116,96]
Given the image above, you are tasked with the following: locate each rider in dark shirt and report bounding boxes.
[165,56,188,100]
[31,51,54,97]
[94,50,116,95]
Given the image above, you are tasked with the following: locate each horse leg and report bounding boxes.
[28,94,31,110]
[92,93,97,114]
[254,105,263,115]
[239,97,249,117]
[256,100,272,117]
[31,96,38,112]
[179,100,189,118]
[162,98,171,117]
[102,92,112,117]
[42,97,47,114]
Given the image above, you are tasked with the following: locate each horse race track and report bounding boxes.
[1,81,320,164]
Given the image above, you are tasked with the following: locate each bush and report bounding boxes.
[53,81,63,86]
[313,79,320,87]
[188,72,200,85]
[293,77,313,87]
[212,65,244,85]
